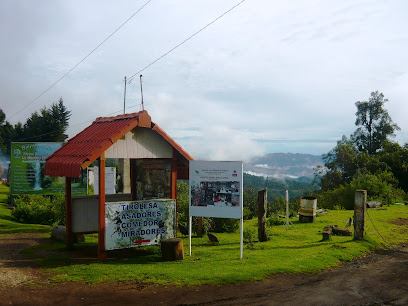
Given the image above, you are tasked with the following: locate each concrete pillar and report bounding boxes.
[354,190,367,240]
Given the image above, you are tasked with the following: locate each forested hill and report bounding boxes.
[244,153,323,179]
[243,172,315,200]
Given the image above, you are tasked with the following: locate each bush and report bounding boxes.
[267,215,286,226]
[243,227,256,244]
[11,194,65,225]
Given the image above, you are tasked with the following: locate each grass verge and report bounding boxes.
[2,183,407,286]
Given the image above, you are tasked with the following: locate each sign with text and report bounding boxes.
[189,161,243,219]
[105,199,176,251]
[10,142,87,195]
[93,166,116,195]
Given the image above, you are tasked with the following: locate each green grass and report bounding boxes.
[2,182,408,286]
[0,184,52,234]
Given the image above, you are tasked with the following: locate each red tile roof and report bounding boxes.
[45,110,193,178]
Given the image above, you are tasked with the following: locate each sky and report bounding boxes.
[1,0,408,161]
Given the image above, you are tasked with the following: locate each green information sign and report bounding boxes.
[10,142,87,195]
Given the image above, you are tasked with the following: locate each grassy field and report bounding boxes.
[1,184,408,286]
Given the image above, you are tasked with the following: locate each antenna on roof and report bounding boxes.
[123,76,127,114]
[140,74,144,111]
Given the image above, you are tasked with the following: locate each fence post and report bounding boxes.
[257,188,268,242]
[354,190,367,240]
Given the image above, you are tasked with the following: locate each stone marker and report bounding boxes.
[367,201,382,208]
[354,190,367,240]
[51,225,85,243]
[161,238,184,261]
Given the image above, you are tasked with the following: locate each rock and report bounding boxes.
[367,201,382,208]
[51,225,85,243]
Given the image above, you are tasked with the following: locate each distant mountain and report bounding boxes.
[244,153,323,179]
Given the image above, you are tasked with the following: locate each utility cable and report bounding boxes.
[366,208,408,253]
[11,103,143,142]
[127,0,247,83]
[7,0,153,122]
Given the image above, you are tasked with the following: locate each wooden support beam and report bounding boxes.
[65,177,74,248]
[171,149,178,237]
[98,154,107,261]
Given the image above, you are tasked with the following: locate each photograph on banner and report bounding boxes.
[10,142,87,195]
[105,199,176,251]
[189,161,243,219]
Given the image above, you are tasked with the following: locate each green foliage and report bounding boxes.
[243,227,256,244]
[0,98,71,156]
[314,170,405,210]
[0,185,51,233]
[11,194,65,225]
[267,215,286,226]
[352,91,400,155]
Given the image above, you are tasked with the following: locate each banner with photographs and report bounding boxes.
[10,142,88,195]
[189,161,243,219]
[105,199,176,251]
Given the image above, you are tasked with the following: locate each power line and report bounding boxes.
[127,0,247,83]
[8,0,153,122]
[11,103,143,142]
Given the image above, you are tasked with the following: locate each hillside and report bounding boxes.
[244,153,323,179]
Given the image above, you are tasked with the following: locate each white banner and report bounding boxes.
[189,161,243,219]
[105,199,176,251]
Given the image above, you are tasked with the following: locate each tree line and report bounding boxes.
[312,91,406,209]
[0,98,71,157]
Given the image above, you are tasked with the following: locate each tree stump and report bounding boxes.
[161,238,184,261]
[322,225,332,241]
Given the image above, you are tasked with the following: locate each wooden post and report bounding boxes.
[354,190,367,240]
[171,149,178,236]
[257,188,268,242]
[65,177,74,248]
[98,154,107,261]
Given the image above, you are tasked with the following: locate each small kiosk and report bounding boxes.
[45,110,193,260]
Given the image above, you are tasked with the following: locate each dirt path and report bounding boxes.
[1,233,408,305]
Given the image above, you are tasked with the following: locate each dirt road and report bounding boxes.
[1,233,407,305]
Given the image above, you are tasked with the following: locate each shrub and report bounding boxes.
[243,227,256,244]
[11,194,65,225]
[267,215,286,226]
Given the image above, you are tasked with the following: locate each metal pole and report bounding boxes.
[189,215,192,256]
[140,75,144,111]
[123,76,127,114]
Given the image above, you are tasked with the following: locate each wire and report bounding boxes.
[127,0,247,83]
[11,103,144,142]
[7,0,153,122]
[366,208,408,253]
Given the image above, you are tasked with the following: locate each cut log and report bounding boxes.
[161,238,184,261]
[332,225,352,236]
[322,225,352,240]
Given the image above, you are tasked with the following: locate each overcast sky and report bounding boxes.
[1,0,407,161]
